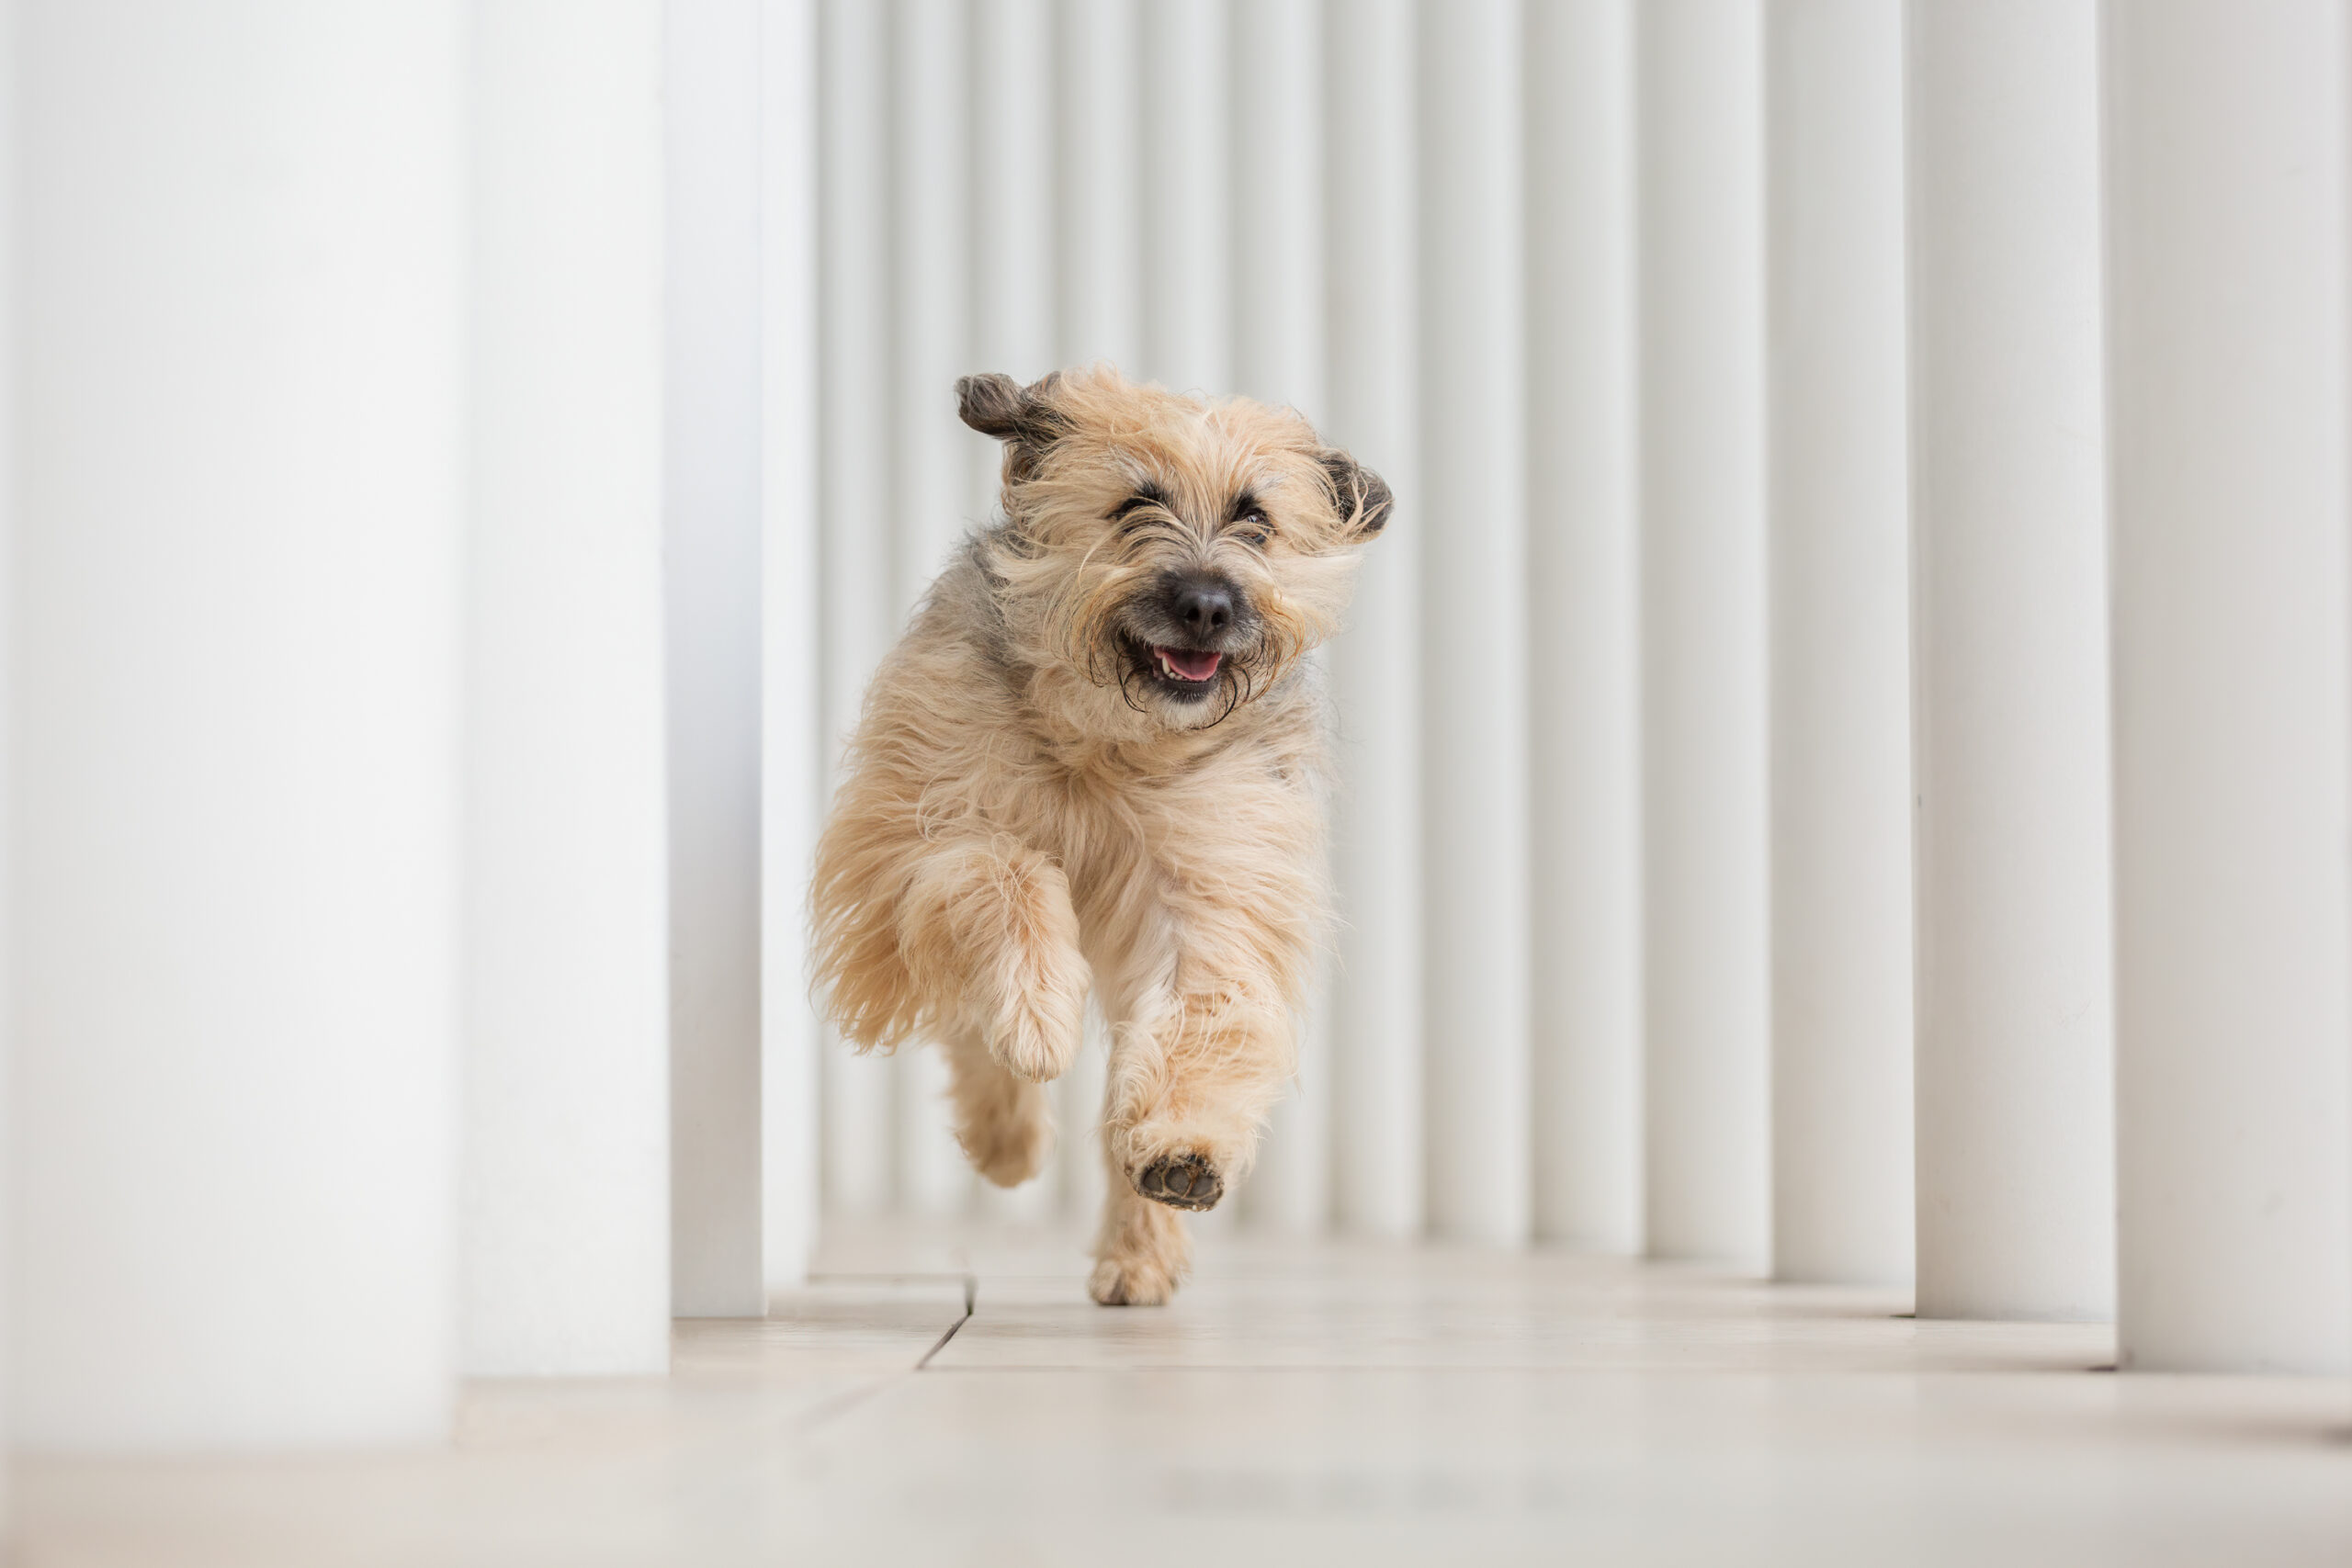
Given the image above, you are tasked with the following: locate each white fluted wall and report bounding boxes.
[816,0,899,1218]
[1762,0,1914,1287]
[1418,0,1531,1248]
[1323,0,1423,1243]
[762,0,823,1292]
[2104,0,2352,1373]
[1524,0,1640,1255]
[1637,0,1770,1269]
[465,0,672,1371]
[666,0,768,1318]
[1907,0,2116,1323]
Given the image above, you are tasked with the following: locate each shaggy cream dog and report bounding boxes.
[811,367,1389,1304]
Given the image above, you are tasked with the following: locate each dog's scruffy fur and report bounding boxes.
[810,366,1389,1305]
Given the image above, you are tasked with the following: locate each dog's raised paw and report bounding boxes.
[1133,1152,1223,1212]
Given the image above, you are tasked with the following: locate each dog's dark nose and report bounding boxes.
[1174,579,1235,638]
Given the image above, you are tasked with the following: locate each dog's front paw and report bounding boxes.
[1132,1151,1224,1212]
[987,942,1088,1083]
[1089,1252,1179,1306]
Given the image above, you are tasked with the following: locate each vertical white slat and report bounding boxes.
[1636,0,1770,1269]
[1418,0,1531,1247]
[1523,0,1641,1255]
[762,0,824,1292]
[1139,0,1230,394]
[2106,0,2352,1372]
[1323,0,1424,1243]
[1230,0,1329,1237]
[466,0,672,1371]
[818,0,898,1218]
[1761,0,1914,1287]
[9,0,465,1444]
[891,0,977,1219]
[1050,0,1142,1224]
[0,0,12,1500]
[1907,0,2115,1323]
[1056,0,1142,375]
[668,0,768,1316]
[969,0,1063,1226]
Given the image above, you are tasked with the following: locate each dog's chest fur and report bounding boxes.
[895,558,1330,988]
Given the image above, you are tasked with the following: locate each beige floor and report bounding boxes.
[14,1222,2352,1566]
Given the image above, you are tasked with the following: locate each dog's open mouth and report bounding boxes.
[1151,645,1222,684]
[1120,633,1227,704]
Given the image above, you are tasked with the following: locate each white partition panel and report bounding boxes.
[762,0,824,1292]
[1323,0,1424,1243]
[1231,0,1329,1236]
[891,0,978,1220]
[669,0,768,1317]
[971,0,1063,1225]
[1050,0,1141,1224]
[1418,0,1531,1247]
[1636,0,1770,1269]
[1056,0,1142,376]
[1762,0,1914,1287]
[1139,0,1229,394]
[2106,0,2352,1373]
[0,0,11,1499]
[10,0,464,1445]
[466,0,672,1372]
[818,0,899,1216]
[1907,0,2115,1323]
[1524,0,1642,1254]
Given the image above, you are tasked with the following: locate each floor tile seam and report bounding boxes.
[914,1274,980,1371]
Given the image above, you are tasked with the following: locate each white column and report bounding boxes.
[1229,0,1329,1236]
[818,0,898,1217]
[1418,0,1529,1247]
[1056,0,1141,375]
[465,0,671,1372]
[667,0,766,1315]
[890,0,977,1220]
[1762,0,1913,1287]
[1524,0,1641,1254]
[9,0,464,1446]
[1324,0,1423,1243]
[0,0,11,1499]
[969,0,1061,1225]
[2106,0,2352,1373]
[1138,0,1229,394]
[1637,0,1770,1269]
[1907,0,2114,1323]
[762,0,823,1292]
[1051,0,1140,1223]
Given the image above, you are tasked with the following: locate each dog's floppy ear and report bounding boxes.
[957,371,1066,481]
[1317,448,1394,538]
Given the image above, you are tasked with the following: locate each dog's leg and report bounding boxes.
[939,1023,1054,1187]
[1102,981,1291,1213]
[896,838,1090,1082]
[1086,1118,1193,1306]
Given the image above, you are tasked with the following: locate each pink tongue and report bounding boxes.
[1157,647,1222,682]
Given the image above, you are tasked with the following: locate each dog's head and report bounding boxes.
[960,366,1390,732]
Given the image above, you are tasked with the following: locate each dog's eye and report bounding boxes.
[1110,492,1165,532]
[1233,511,1272,547]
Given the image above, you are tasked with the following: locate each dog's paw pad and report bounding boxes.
[1133,1152,1223,1212]
[1088,1256,1175,1306]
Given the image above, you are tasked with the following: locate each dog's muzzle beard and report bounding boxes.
[1104,568,1261,724]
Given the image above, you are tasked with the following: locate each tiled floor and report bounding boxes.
[15,1222,2352,1565]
